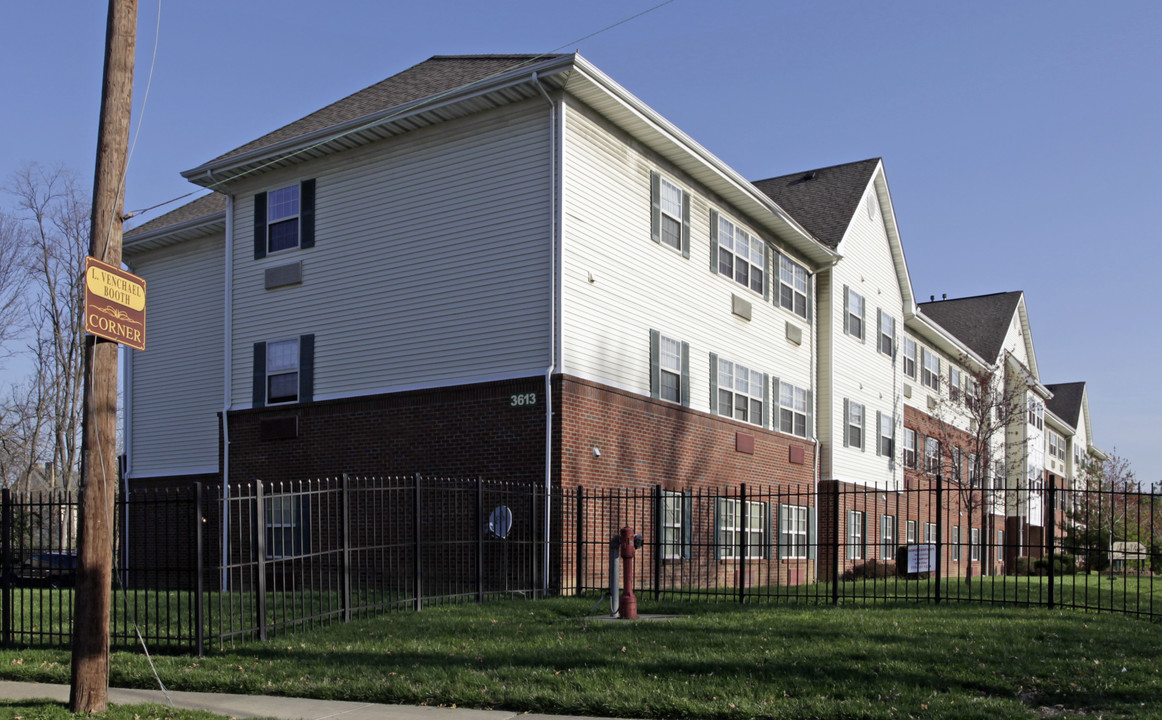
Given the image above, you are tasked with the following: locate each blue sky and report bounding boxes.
[1,1,1159,483]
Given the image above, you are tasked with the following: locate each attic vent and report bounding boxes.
[789,171,817,186]
[866,191,877,219]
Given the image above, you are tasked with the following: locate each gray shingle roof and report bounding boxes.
[1046,382,1085,430]
[751,158,880,249]
[208,54,566,166]
[125,192,227,238]
[918,291,1023,362]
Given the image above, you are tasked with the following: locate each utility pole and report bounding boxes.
[70,0,136,713]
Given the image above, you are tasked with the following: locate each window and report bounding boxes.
[1073,444,1082,469]
[847,510,865,560]
[844,286,864,340]
[1028,397,1044,429]
[716,213,764,294]
[878,310,895,357]
[877,411,894,458]
[880,514,896,559]
[949,367,962,402]
[844,400,864,450]
[660,491,690,560]
[906,519,917,544]
[924,436,940,474]
[716,356,764,425]
[264,493,310,559]
[254,179,315,259]
[921,348,940,391]
[998,529,1005,550]
[951,525,961,561]
[924,522,937,544]
[903,428,917,468]
[718,498,765,560]
[778,255,809,318]
[970,528,981,561]
[651,172,689,256]
[1048,430,1066,461]
[951,447,962,483]
[902,337,917,379]
[779,381,808,437]
[779,504,808,559]
[253,335,314,408]
[965,377,980,408]
[650,331,688,406]
[967,453,979,486]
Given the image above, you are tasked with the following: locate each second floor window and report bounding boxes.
[717,357,763,425]
[903,427,917,468]
[845,287,864,340]
[903,337,917,378]
[717,214,764,294]
[779,381,808,437]
[266,339,300,404]
[921,348,940,391]
[778,255,809,318]
[267,185,300,253]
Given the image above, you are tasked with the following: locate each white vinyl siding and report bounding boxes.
[560,101,812,410]
[127,233,225,477]
[230,102,552,404]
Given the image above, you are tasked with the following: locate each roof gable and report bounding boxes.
[918,291,1024,363]
[751,158,880,249]
[1045,382,1085,430]
[125,192,226,239]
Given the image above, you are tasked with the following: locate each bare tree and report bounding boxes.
[4,164,89,491]
[0,212,30,361]
[927,356,1030,585]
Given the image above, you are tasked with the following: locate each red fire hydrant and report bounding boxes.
[619,526,638,619]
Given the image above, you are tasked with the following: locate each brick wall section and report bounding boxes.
[557,377,818,593]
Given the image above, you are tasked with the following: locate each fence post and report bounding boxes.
[194,483,205,657]
[575,485,583,595]
[413,473,422,612]
[530,484,538,597]
[476,477,484,603]
[738,484,747,605]
[935,473,943,605]
[832,482,840,606]
[1047,477,1056,610]
[2,488,11,648]
[341,474,352,622]
[254,480,268,642]
[653,484,662,601]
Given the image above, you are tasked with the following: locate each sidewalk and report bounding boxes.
[0,681,623,720]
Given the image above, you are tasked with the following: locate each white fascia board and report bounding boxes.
[1002,350,1051,397]
[565,56,837,270]
[1014,294,1041,381]
[1045,409,1074,436]
[905,312,991,371]
[123,212,226,257]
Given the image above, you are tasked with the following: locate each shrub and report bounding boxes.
[841,558,896,581]
[1033,553,1076,575]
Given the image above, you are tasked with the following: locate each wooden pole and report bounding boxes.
[70,0,136,713]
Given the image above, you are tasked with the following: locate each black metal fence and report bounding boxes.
[0,476,1158,655]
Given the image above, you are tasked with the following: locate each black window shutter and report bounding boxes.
[762,373,770,429]
[765,502,774,560]
[806,273,813,323]
[680,189,691,259]
[709,352,718,414]
[807,506,817,560]
[772,376,782,431]
[763,244,771,302]
[806,389,814,441]
[680,341,690,408]
[713,497,723,561]
[682,491,693,559]
[709,210,719,274]
[842,285,850,336]
[299,334,315,403]
[253,192,268,260]
[650,172,661,245]
[876,410,884,457]
[843,398,850,448]
[649,329,660,399]
[252,341,267,407]
[300,179,316,249]
[295,493,312,555]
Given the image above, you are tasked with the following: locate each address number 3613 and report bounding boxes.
[509,393,537,407]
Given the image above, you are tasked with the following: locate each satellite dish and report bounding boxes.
[488,505,513,539]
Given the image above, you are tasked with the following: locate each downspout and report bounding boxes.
[811,274,820,584]
[220,188,234,592]
[532,72,558,596]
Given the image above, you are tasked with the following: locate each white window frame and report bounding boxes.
[949,367,962,402]
[924,436,940,474]
[971,527,981,562]
[779,381,808,438]
[880,514,896,560]
[921,348,940,391]
[847,401,864,450]
[924,522,937,544]
[717,357,763,426]
[951,525,961,561]
[906,519,917,544]
[778,254,809,319]
[717,214,765,295]
[266,338,300,405]
[779,504,808,560]
[902,337,917,379]
[660,490,684,560]
[878,412,894,458]
[719,498,765,560]
[1028,397,1044,430]
[845,287,864,340]
[878,311,895,357]
[659,334,683,404]
[265,493,308,559]
[266,184,301,254]
[658,177,685,253]
[847,510,865,560]
[903,427,917,469]
[967,452,979,486]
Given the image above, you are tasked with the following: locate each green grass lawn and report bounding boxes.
[1,596,1160,720]
[0,699,266,720]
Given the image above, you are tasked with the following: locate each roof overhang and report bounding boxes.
[123,211,226,258]
[904,311,991,371]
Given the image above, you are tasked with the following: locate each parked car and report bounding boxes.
[14,552,77,588]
